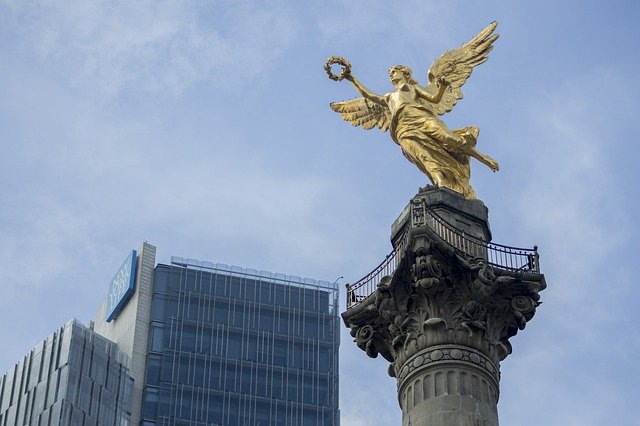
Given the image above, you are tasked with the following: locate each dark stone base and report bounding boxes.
[391,186,491,247]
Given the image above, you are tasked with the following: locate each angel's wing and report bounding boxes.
[424,21,499,115]
[330,98,391,132]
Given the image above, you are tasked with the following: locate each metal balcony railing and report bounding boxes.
[346,201,539,308]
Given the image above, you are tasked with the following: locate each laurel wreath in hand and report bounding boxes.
[324,56,351,81]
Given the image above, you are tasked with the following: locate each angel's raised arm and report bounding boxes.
[345,74,387,107]
[415,78,449,104]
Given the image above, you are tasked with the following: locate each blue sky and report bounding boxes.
[1,1,639,424]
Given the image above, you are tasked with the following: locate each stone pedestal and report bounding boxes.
[343,187,546,425]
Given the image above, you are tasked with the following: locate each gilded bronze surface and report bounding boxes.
[328,22,500,199]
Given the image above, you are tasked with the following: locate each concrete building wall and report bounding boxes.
[94,242,156,425]
[0,320,132,425]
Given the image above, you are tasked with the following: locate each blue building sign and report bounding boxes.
[105,250,137,322]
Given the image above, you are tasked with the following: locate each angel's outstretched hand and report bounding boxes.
[436,76,450,87]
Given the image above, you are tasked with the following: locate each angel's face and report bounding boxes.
[389,68,405,86]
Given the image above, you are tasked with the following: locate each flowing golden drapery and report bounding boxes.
[391,105,477,199]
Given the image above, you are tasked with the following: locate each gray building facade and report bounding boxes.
[141,257,340,425]
[1,242,340,425]
[0,320,133,426]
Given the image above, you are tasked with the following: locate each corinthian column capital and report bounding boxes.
[343,187,546,425]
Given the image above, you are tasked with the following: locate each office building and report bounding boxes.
[136,257,340,425]
[98,242,341,425]
[0,320,133,425]
[0,242,340,425]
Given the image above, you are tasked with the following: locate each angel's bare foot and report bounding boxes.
[470,148,499,171]
[486,157,499,172]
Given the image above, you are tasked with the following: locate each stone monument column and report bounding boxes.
[343,187,546,425]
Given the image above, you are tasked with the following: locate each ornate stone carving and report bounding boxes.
[397,345,499,385]
[343,231,545,377]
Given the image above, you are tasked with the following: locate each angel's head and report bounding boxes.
[389,65,418,86]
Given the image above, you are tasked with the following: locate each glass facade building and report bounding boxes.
[0,320,133,426]
[1,243,341,425]
[142,257,340,425]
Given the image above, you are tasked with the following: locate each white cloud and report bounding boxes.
[4,0,299,95]
[515,73,629,298]
[315,0,454,49]
[487,67,639,425]
[0,196,89,299]
[339,329,400,426]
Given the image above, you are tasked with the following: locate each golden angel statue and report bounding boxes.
[327,22,500,199]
